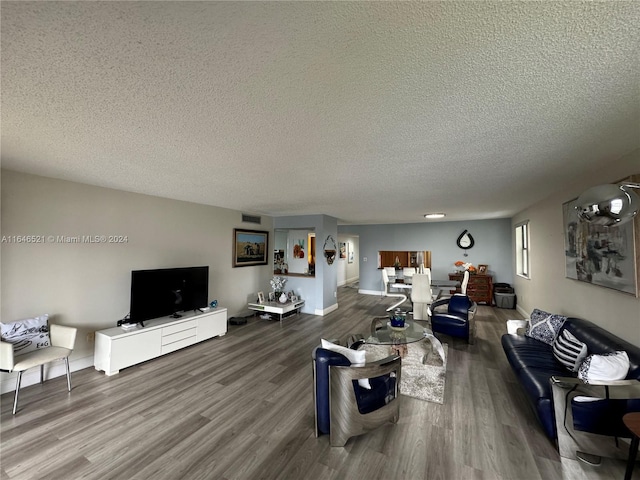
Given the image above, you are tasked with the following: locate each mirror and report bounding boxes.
[274,228,315,276]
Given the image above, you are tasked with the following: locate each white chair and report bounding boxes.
[402,267,416,284]
[1,323,77,414]
[383,267,397,285]
[460,270,470,295]
[381,269,407,312]
[411,272,436,320]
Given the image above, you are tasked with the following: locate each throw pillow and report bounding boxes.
[552,329,588,372]
[525,308,567,345]
[578,351,630,384]
[0,314,50,356]
[320,338,371,389]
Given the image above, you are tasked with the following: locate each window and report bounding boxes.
[515,221,530,278]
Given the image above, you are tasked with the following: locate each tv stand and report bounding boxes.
[170,313,182,319]
[94,308,227,375]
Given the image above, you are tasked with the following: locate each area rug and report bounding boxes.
[359,341,447,404]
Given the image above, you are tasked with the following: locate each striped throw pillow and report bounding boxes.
[552,329,588,372]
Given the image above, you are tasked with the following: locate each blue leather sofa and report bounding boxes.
[501,317,640,440]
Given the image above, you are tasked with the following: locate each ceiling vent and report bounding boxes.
[242,214,262,225]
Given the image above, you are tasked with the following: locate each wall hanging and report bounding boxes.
[324,235,337,265]
[233,229,269,267]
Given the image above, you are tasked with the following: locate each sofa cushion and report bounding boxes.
[525,308,567,345]
[578,351,630,384]
[552,329,588,372]
[562,318,640,379]
[502,334,565,372]
[321,338,370,389]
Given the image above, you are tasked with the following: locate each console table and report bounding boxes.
[94,308,227,376]
[248,300,305,323]
[448,273,493,305]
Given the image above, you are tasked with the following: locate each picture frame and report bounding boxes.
[348,242,354,264]
[478,264,488,275]
[233,229,269,267]
[268,292,275,302]
[257,291,265,304]
[339,242,346,259]
[290,295,298,302]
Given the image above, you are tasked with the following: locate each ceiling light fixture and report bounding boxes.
[575,183,639,227]
[424,213,446,219]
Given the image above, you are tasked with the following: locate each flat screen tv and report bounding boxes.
[129,266,209,325]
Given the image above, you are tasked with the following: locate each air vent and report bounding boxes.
[242,214,261,224]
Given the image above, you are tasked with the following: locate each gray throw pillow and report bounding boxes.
[525,308,567,345]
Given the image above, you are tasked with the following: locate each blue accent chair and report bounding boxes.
[312,346,401,446]
[430,294,477,343]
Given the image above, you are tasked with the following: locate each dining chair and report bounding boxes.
[381,269,407,311]
[411,272,436,320]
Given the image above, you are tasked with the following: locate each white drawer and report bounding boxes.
[161,327,197,346]
[161,335,198,354]
[162,320,197,336]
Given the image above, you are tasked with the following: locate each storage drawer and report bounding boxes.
[162,327,197,346]
[162,320,197,336]
[161,335,198,354]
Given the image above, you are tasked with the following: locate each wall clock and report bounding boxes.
[456,230,475,253]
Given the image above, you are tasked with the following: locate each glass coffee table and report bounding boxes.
[366,316,446,366]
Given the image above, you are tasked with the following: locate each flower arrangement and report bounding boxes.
[270,276,287,292]
[454,261,477,273]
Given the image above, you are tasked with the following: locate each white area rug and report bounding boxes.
[360,341,447,404]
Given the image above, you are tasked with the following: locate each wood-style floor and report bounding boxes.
[1,286,634,480]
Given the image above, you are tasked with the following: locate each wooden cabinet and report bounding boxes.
[448,274,493,305]
[379,251,431,269]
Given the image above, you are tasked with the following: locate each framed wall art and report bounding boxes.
[563,182,638,296]
[233,229,269,267]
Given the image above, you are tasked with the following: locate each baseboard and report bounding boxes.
[0,354,94,395]
[358,289,383,296]
[516,305,528,317]
[315,303,339,316]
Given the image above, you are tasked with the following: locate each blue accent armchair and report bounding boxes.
[429,294,477,343]
[312,346,401,446]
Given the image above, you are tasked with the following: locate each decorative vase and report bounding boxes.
[279,292,288,304]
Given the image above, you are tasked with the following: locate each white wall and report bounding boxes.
[512,149,640,346]
[1,170,273,390]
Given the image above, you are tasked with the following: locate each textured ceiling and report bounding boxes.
[2,1,639,224]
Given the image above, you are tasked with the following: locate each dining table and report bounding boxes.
[390,279,460,300]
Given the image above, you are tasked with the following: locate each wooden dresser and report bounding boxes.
[448,273,493,305]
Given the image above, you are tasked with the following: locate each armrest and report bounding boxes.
[50,324,77,350]
[333,355,401,381]
[551,376,640,387]
[0,341,15,371]
[430,298,449,310]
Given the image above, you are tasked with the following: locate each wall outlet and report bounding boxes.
[363,257,367,262]
[334,291,337,297]
[86,332,95,343]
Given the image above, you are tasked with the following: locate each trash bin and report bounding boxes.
[494,283,514,294]
[495,292,516,309]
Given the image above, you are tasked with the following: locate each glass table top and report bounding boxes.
[366,317,432,345]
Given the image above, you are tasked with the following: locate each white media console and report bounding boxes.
[94,307,227,375]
